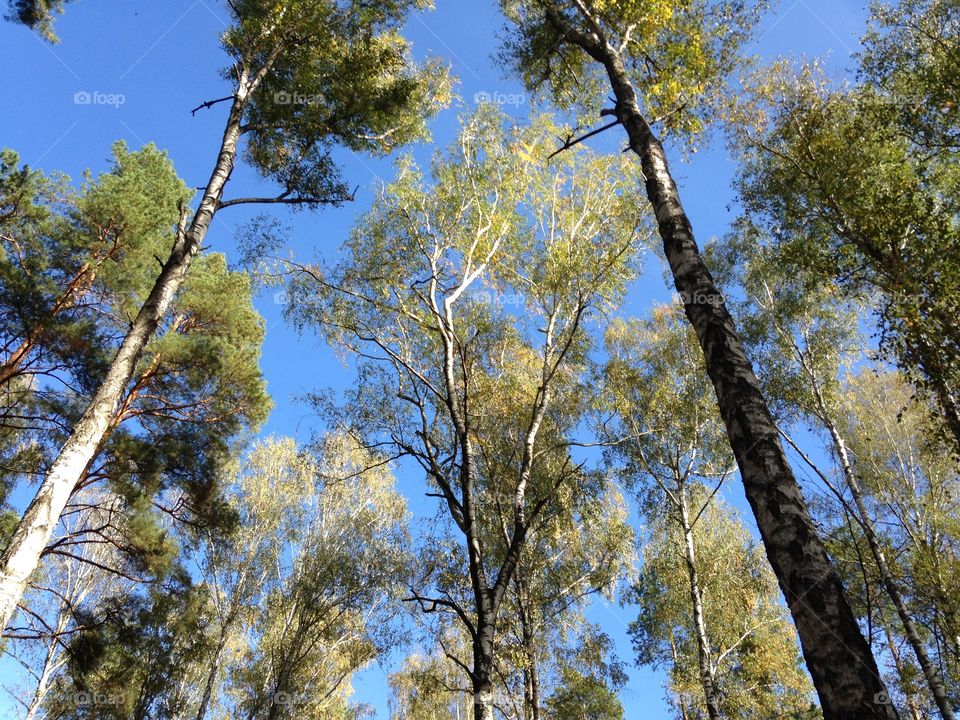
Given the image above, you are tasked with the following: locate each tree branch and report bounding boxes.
[190,95,236,116]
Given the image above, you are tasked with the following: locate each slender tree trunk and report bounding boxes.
[195,627,230,720]
[678,489,721,720]
[23,616,65,720]
[544,12,897,717]
[516,573,541,720]
[670,631,693,720]
[819,397,956,720]
[884,620,925,720]
[0,84,251,632]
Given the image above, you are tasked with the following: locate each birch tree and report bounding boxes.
[496,4,895,714]
[837,372,960,715]
[226,433,410,720]
[290,108,645,719]
[712,224,958,719]
[0,0,449,632]
[189,438,315,720]
[505,478,634,720]
[604,304,817,719]
[730,0,960,455]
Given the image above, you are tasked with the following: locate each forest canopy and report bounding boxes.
[0,1,958,719]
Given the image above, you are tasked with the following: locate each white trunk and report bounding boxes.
[823,407,956,720]
[0,82,252,633]
[23,618,64,720]
[678,491,721,720]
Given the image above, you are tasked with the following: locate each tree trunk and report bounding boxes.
[678,489,721,720]
[0,85,250,633]
[884,620,925,720]
[195,627,229,720]
[622,100,893,719]
[473,617,497,720]
[516,574,541,720]
[820,398,956,720]
[473,674,495,720]
[545,13,897,718]
[670,631,693,720]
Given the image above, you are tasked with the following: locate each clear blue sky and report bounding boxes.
[0,1,869,717]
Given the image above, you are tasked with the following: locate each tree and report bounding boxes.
[836,371,960,715]
[505,476,634,720]
[731,0,960,456]
[543,629,626,720]
[497,4,895,714]
[1,491,132,720]
[291,107,644,718]
[0,0,449,632]
[711,224,958,719]
[630,491,820,720]
[389,632,475,720]
[22,433,408,720]
[40,569,215,720]
[604,304,817,719]
[226,433,410,720]
[190,438,316,720]
[4,0,75,41]
[0,143,269,629]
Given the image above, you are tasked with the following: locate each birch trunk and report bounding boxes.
[472,600,497,720]
[884,621,925,720]
[195,627,230,720]
[0,83,251,633]
[819,395,955,720]
[545,13,898,717]
[473,674,495,720]
[678,489,721,720]
[516,573,541,720]
[22,613,67,720]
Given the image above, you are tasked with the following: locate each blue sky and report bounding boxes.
[0,0,870,717]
